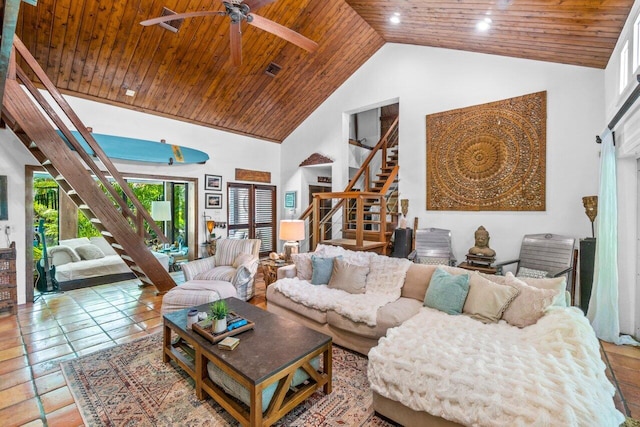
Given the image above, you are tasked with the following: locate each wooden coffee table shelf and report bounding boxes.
[163,298,332,426]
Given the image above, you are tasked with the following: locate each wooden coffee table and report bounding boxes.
[163,297,332,426]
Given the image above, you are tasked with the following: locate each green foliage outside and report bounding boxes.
[33,175,189,256]
[33,177,60,261]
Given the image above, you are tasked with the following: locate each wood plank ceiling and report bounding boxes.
[346,0,634,69]
[14,0,634,143]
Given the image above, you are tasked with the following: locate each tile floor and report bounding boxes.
[0,270,638,426]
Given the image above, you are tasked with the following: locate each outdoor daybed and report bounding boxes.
[266,244,624,427]
[49,237,169,288]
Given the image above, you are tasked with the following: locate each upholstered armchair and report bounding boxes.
[181,239,261,301]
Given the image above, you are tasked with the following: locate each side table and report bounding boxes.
[260,260,292,289]
[457,261,497,275]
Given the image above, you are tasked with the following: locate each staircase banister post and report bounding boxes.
[312,195,320,250]
[379,195,387,245]
[356,194,364,247]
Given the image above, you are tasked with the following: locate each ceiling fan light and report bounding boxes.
[476,18,491,31]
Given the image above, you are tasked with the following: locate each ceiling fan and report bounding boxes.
[140,0,318,66]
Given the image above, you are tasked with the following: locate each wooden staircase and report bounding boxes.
[3,37,176,293]
[301,116,399,254]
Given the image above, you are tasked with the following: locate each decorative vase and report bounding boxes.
[213,317,227,334]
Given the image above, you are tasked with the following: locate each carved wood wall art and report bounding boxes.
[299,153,333,167]
[235,168,271,183]
[426,91,546,211]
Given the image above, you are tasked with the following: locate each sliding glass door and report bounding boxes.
[228,183,275,257]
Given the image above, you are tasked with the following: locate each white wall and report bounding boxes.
[603,0,640,337]
[0,93,280,305]
[0,130,40,305]
[282,43,605,312]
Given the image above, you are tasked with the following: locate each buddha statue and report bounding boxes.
[468,226,496,258]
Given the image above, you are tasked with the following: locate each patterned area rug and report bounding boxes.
[61,333,394,426]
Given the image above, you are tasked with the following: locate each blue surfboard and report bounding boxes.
[57,130,209,165]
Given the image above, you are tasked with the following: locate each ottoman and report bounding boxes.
[161,280,238,315]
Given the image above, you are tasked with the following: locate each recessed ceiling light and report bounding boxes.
[390,12,401,24]
[125,89,136,97]
[476,17,492,31]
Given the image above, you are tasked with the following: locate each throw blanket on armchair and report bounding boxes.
[273,256,411,326]
[368,306,625,427]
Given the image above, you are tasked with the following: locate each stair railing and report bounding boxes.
[300,117,399,249]
[309,192,386,251]
[299,115,399,219]
[12,37,167,243]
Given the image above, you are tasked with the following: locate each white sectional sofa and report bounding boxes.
[266,244,624,427]
[49,237,169,287]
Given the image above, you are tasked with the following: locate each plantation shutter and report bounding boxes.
[254,185,275,255]
[227,183,275,257]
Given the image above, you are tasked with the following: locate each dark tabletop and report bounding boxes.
[164,297,331,385]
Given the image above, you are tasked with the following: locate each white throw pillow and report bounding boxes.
[232,253,254,268]
[328,258,369,294]
[501,272,559,328]
[58,237,91,249]
[486,273,568,307]
[49,245,81,265]
[463,272,519,323]
[75,244,106,260]
[291,252,313,280]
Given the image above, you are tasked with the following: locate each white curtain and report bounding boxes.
[587,129,639,346]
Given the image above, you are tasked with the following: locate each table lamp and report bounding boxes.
[279,220,305,262]
[206,220,216,239]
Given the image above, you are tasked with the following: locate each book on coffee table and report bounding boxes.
[218,336,240,350]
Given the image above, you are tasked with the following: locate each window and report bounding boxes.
[620,40,629,94]
[228,183,276,256]
[634,14,640,71]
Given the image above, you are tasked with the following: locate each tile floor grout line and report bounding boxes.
[17,310,57,426]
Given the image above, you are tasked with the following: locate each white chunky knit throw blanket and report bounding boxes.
[272,255,411,326]
[368,306,625,427]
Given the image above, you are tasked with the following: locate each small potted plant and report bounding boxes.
[209,300,229,333]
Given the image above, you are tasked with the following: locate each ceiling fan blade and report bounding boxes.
[140,11,226,27]
[249,14,318,53]
[230,21,242,66]
[243,0,277,11]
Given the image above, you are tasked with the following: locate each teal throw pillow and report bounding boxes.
[424,267,470,315]
[311,255,342,285]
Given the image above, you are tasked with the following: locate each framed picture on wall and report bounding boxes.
[205,193,222,209]
[284,191,297,209]
[205,174,222,191]
[0,176,6,220]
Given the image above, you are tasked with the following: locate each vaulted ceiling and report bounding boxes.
[14,0,634,143]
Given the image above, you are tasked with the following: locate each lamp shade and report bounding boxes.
[279,220,305,241]
[151,201,171,221]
